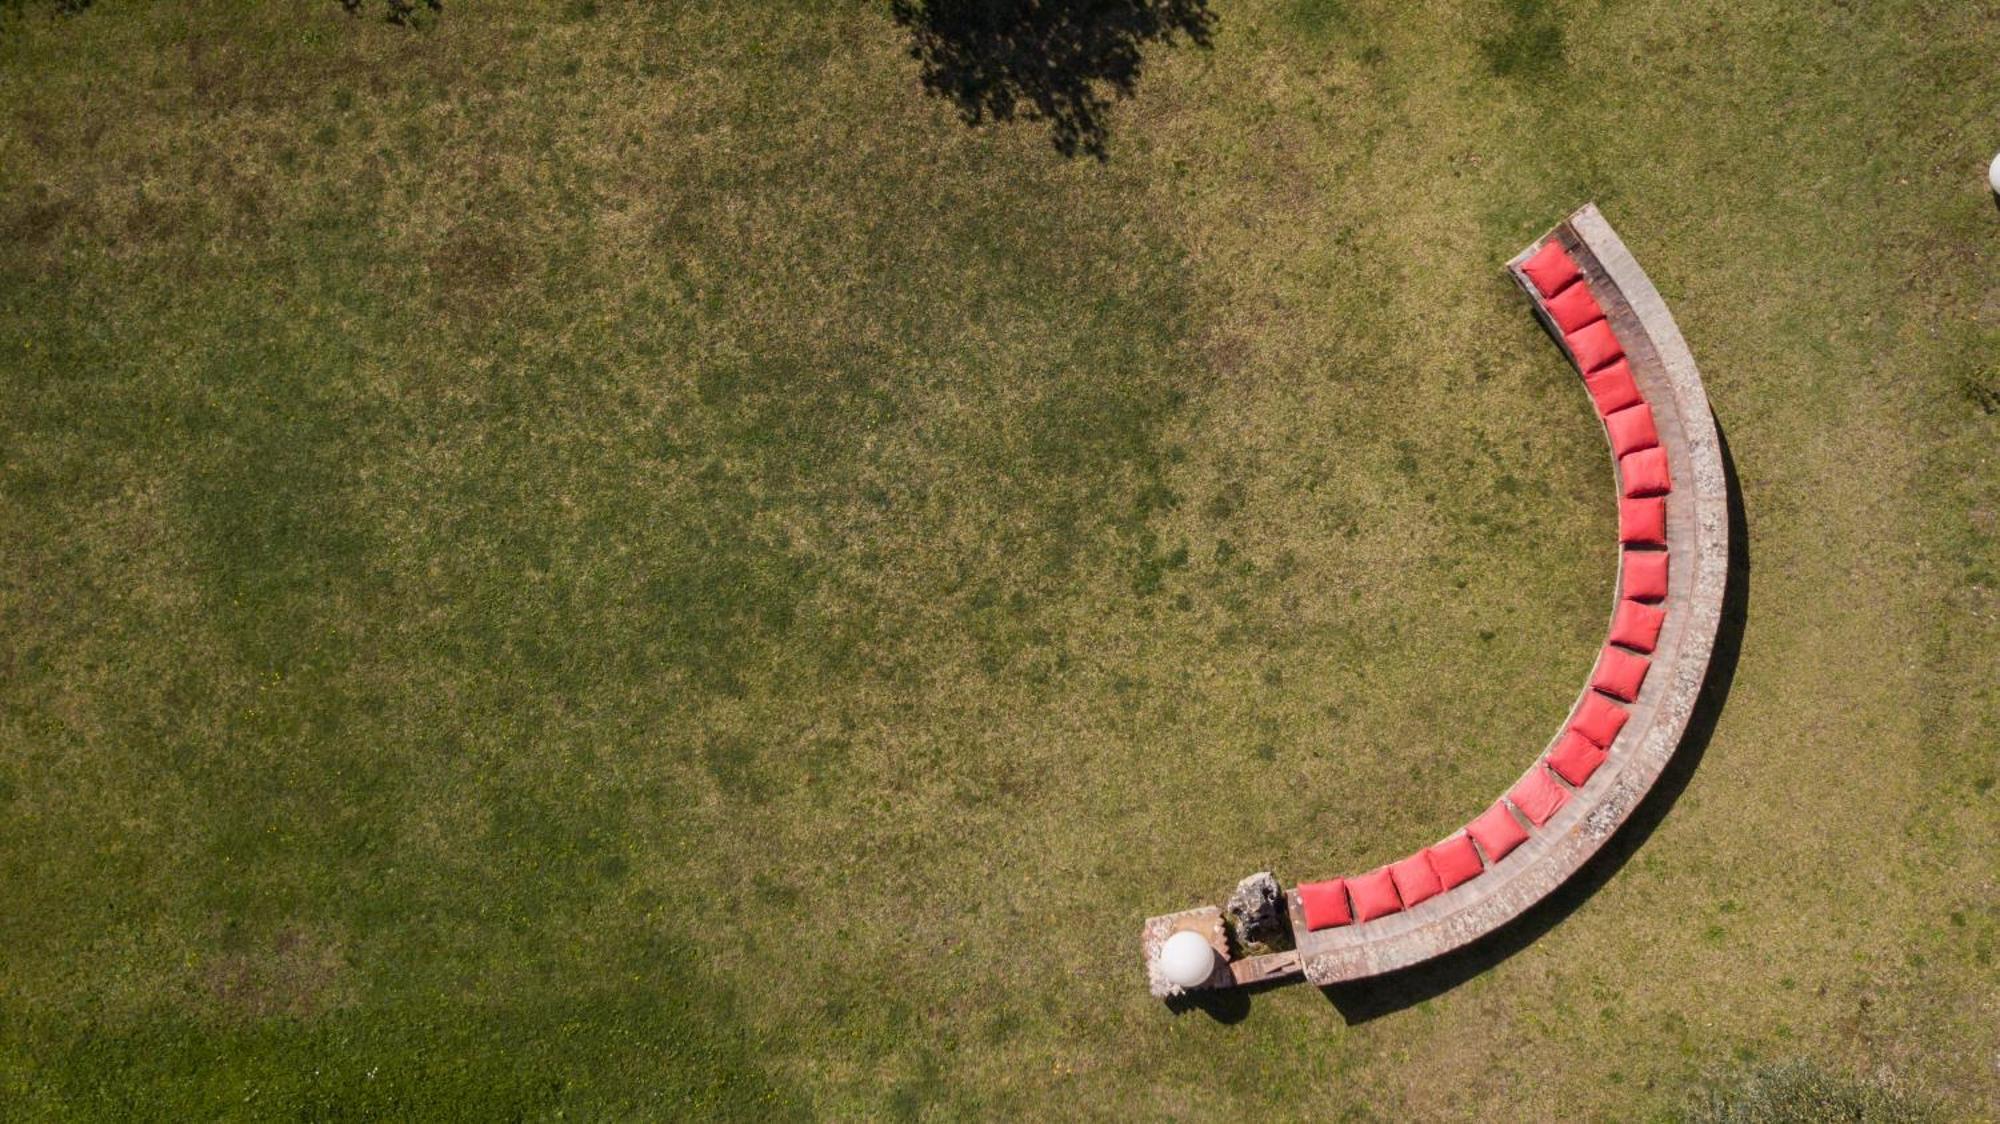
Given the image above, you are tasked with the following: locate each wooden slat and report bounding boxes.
[1230,951,1304,986]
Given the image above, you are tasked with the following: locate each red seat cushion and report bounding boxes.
[1545,279,1605,334]
[1425,833,1485,890]
[1606,403,1660,457]
[1347,867,1403,922]
[1297,879,1352,930]
[1610,598,1667,653]
[1508,766,1572,826]
[1622,550,1669,601]
[1546,729,1609,786]
[1521,240,1582,298]
[1389,852,1443,908]
[1582,359,1644,417]
[1570,692,1630,748]
[1467,800,1529,862]
[1619,497,1667,546]
[1565,319,1625,373]
[1620,446,1672,497]
[1590,643,1652,702]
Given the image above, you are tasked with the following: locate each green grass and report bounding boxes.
[1,0,1995,1118]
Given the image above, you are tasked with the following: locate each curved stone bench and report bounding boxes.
[1142,204,1728,995]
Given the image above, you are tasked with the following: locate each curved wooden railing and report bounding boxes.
[1142,204,1728,994]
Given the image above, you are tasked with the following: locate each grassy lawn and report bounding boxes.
[1,0,1993,1118]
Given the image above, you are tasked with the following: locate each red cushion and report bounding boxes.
[1347,867,1403,922]
[1570,692,1630,748]
[1620,448,1672,499]
[1545,279,1605,334]
[1622,550,1669,601]
[1565,319,1625,373]
[1590,643,1652,702]
[1425,833,1485,890]
[1610,598,1667,654]
[1297,879,1352,930]
[1508,766,1572,826]
[1606,403,1660,457]
[1619,497,1667,546]
[1467,800,1529,862]
[1582,359,1644,417]
[1389,852,1443,908]
[1521,240,1582,298]
[1546,729,1609,786]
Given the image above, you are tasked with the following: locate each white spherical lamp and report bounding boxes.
[1989,150,2000,195]
[1159,930,1217,989]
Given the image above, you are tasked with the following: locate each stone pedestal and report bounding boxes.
[1139,906,1230,998]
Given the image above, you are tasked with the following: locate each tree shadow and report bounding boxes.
[889,0,1214,160]
[1319,420,1750,1024]
[339,0,441,25]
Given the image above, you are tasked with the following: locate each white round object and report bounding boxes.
[1159,930,1217,988]
[1989,150,2000,195]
